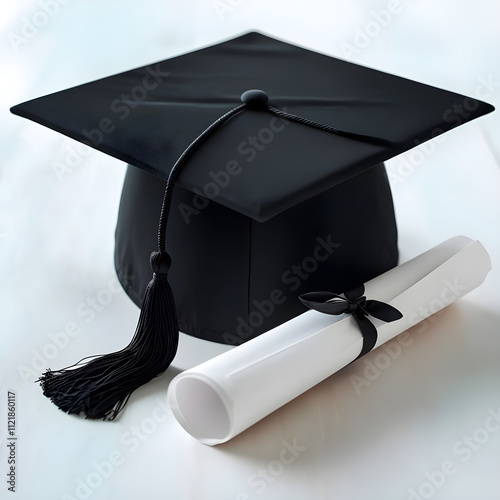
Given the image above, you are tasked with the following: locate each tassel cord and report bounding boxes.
[158,103,247,252]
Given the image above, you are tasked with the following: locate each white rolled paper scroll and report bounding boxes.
[168,236,491,445]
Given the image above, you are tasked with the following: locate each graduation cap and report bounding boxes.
[11,31,494,420]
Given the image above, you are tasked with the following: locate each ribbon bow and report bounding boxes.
[299,285,403,360]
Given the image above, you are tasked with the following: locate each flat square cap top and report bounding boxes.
[11,31,494,221]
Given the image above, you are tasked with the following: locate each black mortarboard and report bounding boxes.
[11,31,494,420]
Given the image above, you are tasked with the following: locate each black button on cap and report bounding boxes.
[241,89,269,109]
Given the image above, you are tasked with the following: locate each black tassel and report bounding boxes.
[37,251,178,420]
[37,102,249,419]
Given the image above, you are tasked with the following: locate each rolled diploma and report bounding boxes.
[168,236,491,445]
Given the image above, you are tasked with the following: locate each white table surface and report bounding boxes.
[1,1,499,499]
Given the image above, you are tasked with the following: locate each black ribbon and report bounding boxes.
[299,285,403,360]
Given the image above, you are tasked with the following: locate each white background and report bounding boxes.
[1,1,499,499]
